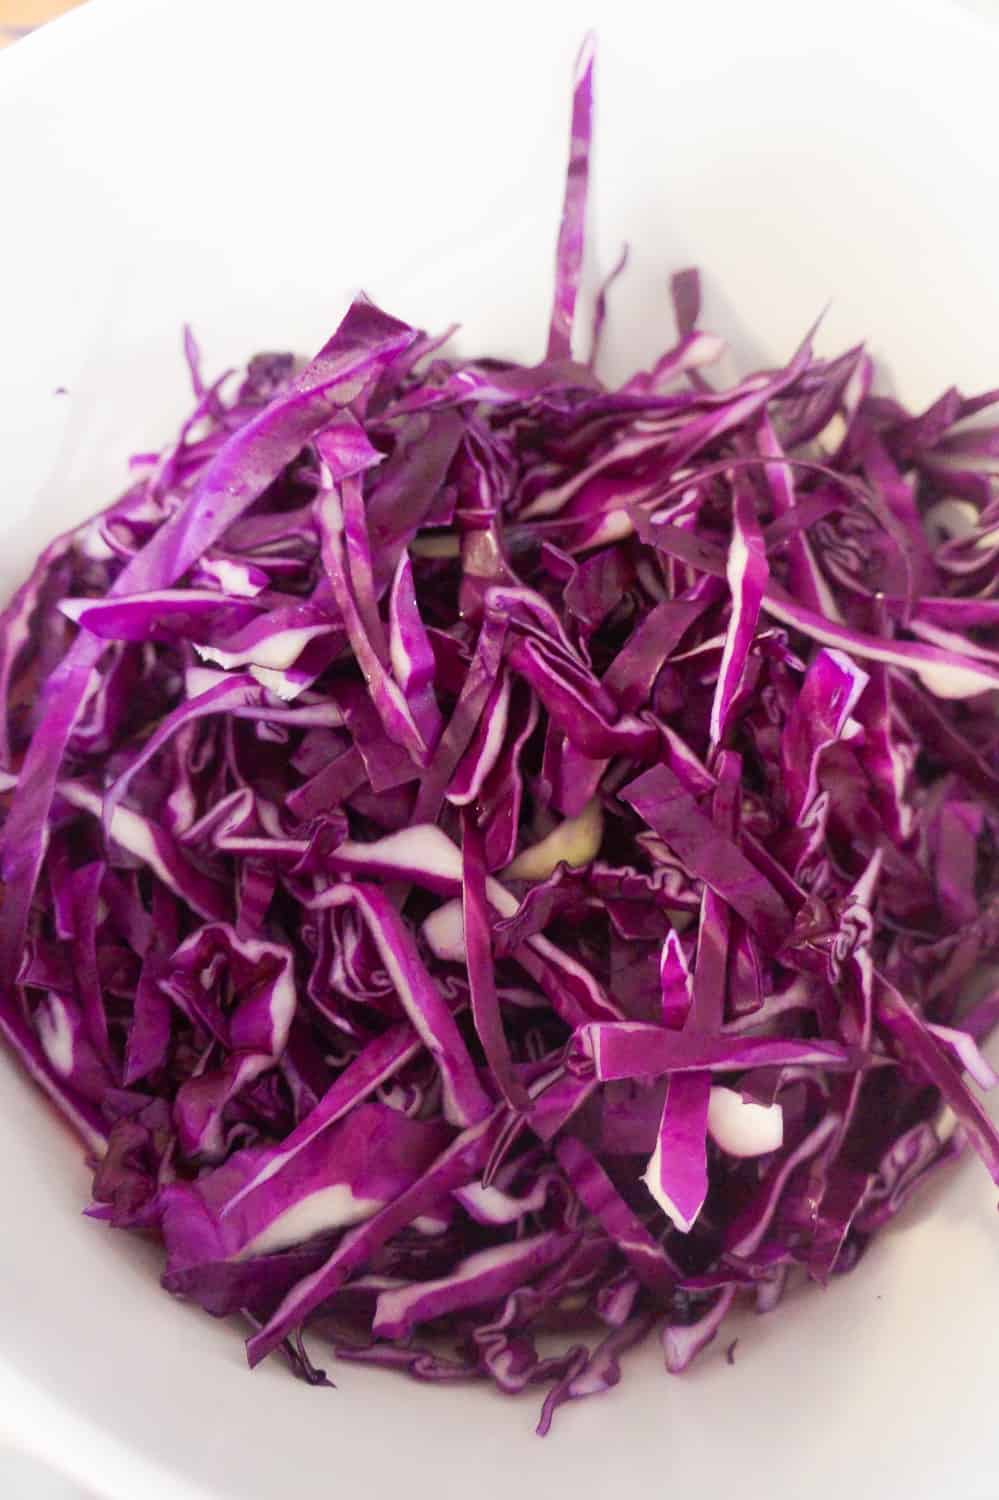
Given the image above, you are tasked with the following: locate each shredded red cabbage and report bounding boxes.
[2,36,999,1428]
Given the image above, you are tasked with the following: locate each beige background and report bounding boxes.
[0,0,86,48]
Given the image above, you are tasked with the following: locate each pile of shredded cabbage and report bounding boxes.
[2,37,999,1430]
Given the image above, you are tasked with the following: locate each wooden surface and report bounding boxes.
[0,0,86,48]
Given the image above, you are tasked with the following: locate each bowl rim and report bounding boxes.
[4,3,999,1499]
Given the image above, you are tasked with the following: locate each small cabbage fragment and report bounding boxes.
[706,1087,784,1158]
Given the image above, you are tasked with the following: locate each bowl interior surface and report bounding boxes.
[2,2,999,1497]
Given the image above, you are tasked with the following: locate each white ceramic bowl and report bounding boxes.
[3,2,999,1496]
